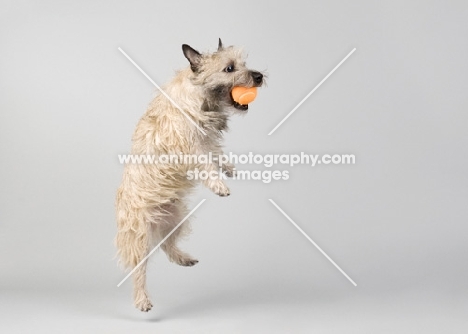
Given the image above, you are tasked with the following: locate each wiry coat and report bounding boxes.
[116,40,263,312]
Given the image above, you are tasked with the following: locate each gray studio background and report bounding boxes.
[1,1,467,333]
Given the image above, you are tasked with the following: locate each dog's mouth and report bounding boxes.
[230,94,249,111]
[232,101,249,111]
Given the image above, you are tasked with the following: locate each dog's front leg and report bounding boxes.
[212,149,236,178]
[199,162,230,197]
[220,161,236,178]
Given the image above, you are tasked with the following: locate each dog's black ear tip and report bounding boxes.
[182,44,200,55]
[218,38,223,51]
[182,44,202,71]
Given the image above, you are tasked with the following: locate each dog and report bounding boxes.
[116,39,264,311]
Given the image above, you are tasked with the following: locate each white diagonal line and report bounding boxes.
[118,47,207,136]
[117,199,206,287]
[268,48,356,135]
[269,199,357,286]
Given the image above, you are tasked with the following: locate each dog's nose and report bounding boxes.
[251,71,263,84]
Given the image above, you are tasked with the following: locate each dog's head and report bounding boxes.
[182,39,264,113]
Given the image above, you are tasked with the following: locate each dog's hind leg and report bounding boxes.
[132,259,152,312]
[116,204,153,312]
[153,202,199,267]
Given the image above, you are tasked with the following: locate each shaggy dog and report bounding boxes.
[116,39,264,311]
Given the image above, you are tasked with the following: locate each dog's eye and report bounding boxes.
[224,65,234,73]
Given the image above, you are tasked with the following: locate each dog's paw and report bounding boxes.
[217,189,230,197]
[135,297,153,312]
[178,258,199,267]
[214,182,230,197]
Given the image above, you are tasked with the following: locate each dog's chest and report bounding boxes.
[201,102,228,132]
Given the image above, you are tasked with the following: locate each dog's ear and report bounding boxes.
[182,44,202,72]
[218,38,223,51]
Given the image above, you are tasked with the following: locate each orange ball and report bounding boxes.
[231,86,258,105]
